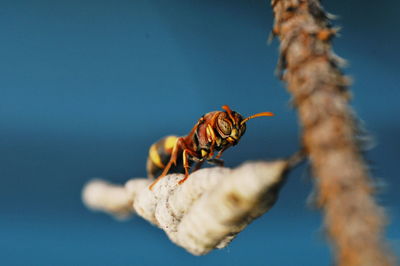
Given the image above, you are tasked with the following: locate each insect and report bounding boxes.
[147,105,274,190]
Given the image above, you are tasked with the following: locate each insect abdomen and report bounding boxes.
[146,135,185,179]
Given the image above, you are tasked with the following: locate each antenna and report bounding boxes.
[240,112,274,125]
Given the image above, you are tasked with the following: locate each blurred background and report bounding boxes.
[1,0,399,265]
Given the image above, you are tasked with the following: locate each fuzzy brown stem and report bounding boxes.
[271,1,395,265]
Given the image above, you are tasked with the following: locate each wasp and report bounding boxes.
[147,105,274,190]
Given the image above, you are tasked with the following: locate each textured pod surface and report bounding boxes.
[82,160,289,255]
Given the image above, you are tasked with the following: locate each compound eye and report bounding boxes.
[217,118,232,137]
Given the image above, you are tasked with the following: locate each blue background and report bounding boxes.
[1,0,399,265]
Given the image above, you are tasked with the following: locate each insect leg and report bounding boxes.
[193,160,204,171]
[215,143,232,159]
[149,138,183,190]
[178,148,198,184]
[207,158,224,166]
[178,150,190,184]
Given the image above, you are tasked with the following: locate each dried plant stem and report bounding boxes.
[271,0,395,265]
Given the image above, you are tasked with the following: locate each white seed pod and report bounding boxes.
[82,160,290,255]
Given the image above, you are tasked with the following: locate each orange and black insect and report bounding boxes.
[147,105,274,190]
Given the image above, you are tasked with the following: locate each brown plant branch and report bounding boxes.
[271,0,395,265]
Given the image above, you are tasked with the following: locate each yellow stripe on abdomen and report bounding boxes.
[164,136,178,151]
[149,144,165,168]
